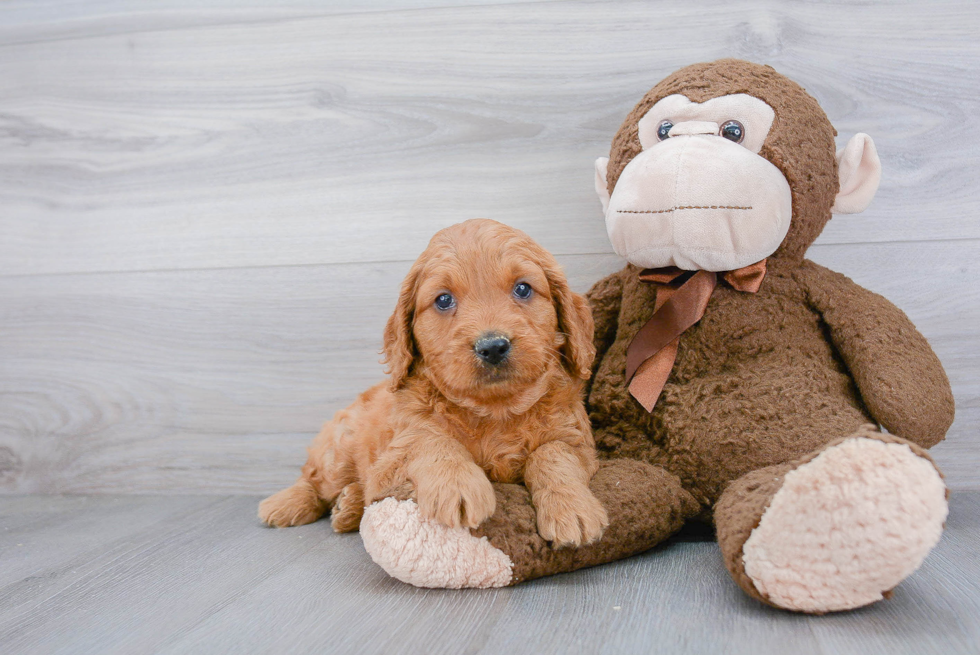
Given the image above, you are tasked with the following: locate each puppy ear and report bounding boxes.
[382,261,421,391]
[543,260,595,380]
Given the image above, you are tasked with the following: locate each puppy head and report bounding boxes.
[382,219,594,405]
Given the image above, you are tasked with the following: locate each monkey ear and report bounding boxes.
[832,133,881,214]
[595,157,611,214]
[382,262,421,392]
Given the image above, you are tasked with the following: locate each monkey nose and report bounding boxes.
[668,121,719,137]
[474,334,511,366]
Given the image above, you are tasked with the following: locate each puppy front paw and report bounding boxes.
[534,488,609,548]
[416,462,496,529]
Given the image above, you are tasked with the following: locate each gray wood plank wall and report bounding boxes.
[1,0,977,495]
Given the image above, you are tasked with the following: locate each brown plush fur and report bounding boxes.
[259,219,609,547]
[474,459,699,584]
[461,60,954,595]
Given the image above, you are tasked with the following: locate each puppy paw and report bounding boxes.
[259,481,326,528]
[330,482,365,533]
[534,488,609,548]
[416,462,496,529]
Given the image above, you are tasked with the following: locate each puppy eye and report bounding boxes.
[513,282,533,300]
[657,120,673,141]
[434,293,455,311]
[720,120,745,143]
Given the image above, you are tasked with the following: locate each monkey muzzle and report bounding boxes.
[604,130,793,272]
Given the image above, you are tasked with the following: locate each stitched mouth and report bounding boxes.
[618,205,752,214]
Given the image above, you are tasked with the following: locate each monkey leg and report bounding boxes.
[359,459,699,588]
[715,425,948,613]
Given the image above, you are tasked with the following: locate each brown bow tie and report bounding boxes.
[625,259,767,412]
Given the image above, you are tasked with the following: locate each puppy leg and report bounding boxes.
[259,420,345,528]
[411,440,496,529]
[368,433,495,530]
[330,482,365,533]
[259,477,328,528]
[524,441,609,547]
[332,478,417,533]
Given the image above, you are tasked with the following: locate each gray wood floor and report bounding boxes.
[0,492,977,655]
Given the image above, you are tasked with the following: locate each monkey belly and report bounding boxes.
[652,352,873,508]
[589,273,875,508]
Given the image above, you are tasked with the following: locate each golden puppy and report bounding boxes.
[259,219,608,546]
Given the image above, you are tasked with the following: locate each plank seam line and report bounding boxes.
[0,236,977,280]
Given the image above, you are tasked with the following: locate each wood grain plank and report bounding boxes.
[479,542,822,655]
[0,242,976,495]
[155,515,515,655]
[1,493,976,654]
[0,0,556,47]
[0,495,221,588]
[0,496,326,655]
[0,0,978,276]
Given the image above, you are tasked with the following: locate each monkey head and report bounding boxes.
[595,59,881,271]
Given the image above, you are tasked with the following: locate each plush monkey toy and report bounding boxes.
[360,59,955,614]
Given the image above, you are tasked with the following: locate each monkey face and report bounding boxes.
[597,61,883,269]
[597,94,793,271]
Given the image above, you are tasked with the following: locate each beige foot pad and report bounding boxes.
[360,498,513,589]
[742,437,948,613]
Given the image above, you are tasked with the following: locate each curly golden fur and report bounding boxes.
[259,219,608,547]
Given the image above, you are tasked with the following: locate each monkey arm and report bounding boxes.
[585,268,625,377]
[794,260,954,447]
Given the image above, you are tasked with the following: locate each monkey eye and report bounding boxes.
[434,293,456,311]
[657,120,674,141]
[720,120,745,143]
[513,282,533,300]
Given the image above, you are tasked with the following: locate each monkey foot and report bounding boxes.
[740,435,948,613]
[360,498,514,588]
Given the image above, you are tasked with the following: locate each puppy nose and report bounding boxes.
[474,334,511,366]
